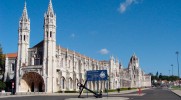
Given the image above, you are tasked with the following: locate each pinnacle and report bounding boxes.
[47,0,54,15]
[21,1,29,20]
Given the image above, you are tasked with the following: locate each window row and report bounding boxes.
[20,35,28,41]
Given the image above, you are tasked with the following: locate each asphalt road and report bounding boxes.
[0,88,180,100]
[114,88,181,100]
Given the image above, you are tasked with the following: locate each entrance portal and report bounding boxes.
[20,72,45,92]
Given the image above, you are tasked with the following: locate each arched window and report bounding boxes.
[62,77,65,89]
[69,78,73,89]
[134,66,136,70]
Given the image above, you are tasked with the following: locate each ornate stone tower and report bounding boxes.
[43,0,57,92]
[16,2,30,92]
[128,53,140,88]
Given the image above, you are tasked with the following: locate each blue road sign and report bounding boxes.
[86,70,108,81]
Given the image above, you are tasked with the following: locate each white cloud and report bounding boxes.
[99,48,109,55]
[119,0,141,13]
[70,33,75,38]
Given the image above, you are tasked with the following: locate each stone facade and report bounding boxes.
[4,0,151,93]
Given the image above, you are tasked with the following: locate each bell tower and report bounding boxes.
[43,0,57,92]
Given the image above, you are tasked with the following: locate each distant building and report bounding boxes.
[4,0,151,93]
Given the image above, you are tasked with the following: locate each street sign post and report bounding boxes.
[77,70,108,98]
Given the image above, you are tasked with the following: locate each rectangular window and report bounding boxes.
[24,35,26,41]
[50,31,52,37]
[69,60,71,68]
[47,31,48,38]
[75,62,77,70]
[61,58,63,67]
[35,58,40,65]
[12,63,15,71]
[20,35,22,41]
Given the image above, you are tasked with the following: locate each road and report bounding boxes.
[0,88,180,100]
[112,88,181,100]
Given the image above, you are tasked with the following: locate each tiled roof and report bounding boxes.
[6,53,17,58]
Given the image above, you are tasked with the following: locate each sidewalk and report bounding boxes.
[171,90,181,97]
[0,89,144,98]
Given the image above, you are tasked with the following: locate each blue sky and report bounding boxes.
[0,0,181,76]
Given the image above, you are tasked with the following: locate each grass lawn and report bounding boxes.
[171,86,181,90]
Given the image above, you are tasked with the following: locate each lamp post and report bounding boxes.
[176,51,180,87]
[171,64,174,76]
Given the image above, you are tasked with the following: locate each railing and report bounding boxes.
[22,65,43,69]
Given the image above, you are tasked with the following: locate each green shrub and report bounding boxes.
[0,81,6,90]
[120,88,129,91]
[65,91,78,93]
[107,89,117,92]
[56,91,62,93]
[56,90,78,93]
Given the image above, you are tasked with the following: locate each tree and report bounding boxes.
[168,75,179,81]
[149,73,156,81]
[0,44,5,74]
[159,73,162,80]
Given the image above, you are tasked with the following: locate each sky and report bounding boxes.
[0,0,181,76]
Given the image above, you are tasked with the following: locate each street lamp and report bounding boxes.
[171,64,174,76]
[176,51,180,87]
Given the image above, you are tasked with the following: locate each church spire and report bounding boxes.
[47,0,54,16]
[21,1,29,21]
